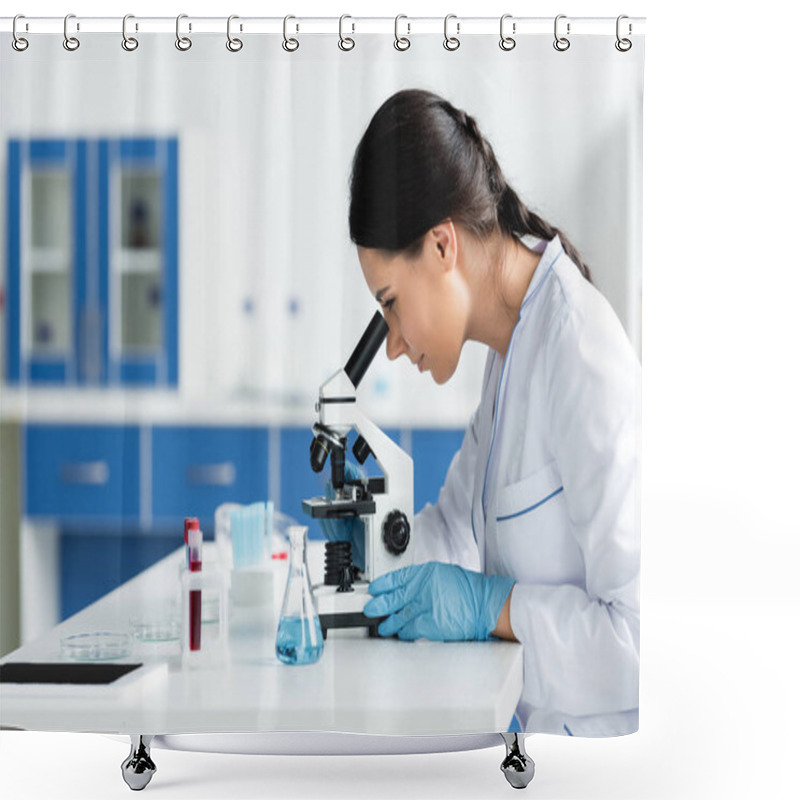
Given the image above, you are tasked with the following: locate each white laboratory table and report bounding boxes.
[0,542,524,737]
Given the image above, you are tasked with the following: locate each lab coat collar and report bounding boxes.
[519,233,564,312]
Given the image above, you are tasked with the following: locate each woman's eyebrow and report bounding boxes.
[375,286,390,303]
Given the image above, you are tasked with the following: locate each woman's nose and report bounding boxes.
[384,318,407,361]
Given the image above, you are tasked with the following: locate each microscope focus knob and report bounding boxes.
[382,510,410,555]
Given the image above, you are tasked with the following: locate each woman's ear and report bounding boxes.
[430,220,458,271]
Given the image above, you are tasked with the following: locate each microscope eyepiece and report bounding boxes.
[344,311,389,389]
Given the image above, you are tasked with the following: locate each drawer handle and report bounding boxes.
[186,462,236,486]
[59,461,110,486]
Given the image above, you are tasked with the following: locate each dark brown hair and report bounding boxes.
[349,89,592,283]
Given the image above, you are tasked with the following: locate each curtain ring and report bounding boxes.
[443,14,460,51]
[122,14,139,51]
[227,15,243,52]
[553,14,570,52]
[394,15,410,51]
[499,14,516,51]
[12,15,29,52]
[283,15,299,52]
[176,14,192,51]
[615,15,632,52]
[338,14,355,51]
[63,13,80,51]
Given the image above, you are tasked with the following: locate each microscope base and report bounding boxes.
[313,582,384,639]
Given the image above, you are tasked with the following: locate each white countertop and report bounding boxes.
[0,387,473,427]
[0,387,316,426]
[0,543,523,736]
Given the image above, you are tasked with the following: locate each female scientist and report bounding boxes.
[325,89,640,737]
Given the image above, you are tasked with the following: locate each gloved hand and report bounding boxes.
[363,561,515,641]
[318,460,366,572]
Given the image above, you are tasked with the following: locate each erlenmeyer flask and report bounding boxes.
[275,525,324,665]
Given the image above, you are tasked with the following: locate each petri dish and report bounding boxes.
[60,632,133,661]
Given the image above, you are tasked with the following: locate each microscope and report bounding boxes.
[302,312,415,639]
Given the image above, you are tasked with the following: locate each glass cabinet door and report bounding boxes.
[118,170,163,352]
[29,169,72,354]
[100,138,178,386]
[6,137,178,387]
[6,140,86,384]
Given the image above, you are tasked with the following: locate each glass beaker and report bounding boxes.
[275,526,324,665]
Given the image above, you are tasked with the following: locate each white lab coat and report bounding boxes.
[413,235,640,737]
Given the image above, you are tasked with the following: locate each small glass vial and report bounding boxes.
[275,526,324,666]
[181,521,229,669]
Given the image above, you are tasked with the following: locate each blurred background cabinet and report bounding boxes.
[2,137,470,649]
[17,423,464,634]
[5,137,178,386]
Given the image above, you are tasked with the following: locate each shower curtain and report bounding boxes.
[0,17,644,741]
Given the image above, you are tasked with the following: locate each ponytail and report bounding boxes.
[349,89,592,284]
[497,186,593,283]
[455,106,593,283]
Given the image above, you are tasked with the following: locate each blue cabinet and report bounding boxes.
[22,423,463,623]
[411,428,465,512]
[24,424,140,523]
[24,422,271,624]
[24,423,272,530]
[60,528,180,621]
[23,424,463,527]
[151,426,270,527]
[5,137,179,386]
[280,427,328,539]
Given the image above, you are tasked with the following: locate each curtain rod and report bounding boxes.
[1,16,646,37]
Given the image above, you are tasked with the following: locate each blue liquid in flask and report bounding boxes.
[275,615,324,665]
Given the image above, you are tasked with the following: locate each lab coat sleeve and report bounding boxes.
[412,408,482,571]
[509,298,641,717]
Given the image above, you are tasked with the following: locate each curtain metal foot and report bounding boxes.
[499,732,535,789]
[121,734,157,791]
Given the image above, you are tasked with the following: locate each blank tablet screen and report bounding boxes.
[0,662,142,685]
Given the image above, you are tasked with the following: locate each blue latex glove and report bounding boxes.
[318,460,366,572]
[363,561,515,641]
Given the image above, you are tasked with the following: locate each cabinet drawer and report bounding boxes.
[151,426,269,524]
[24,424,140,520]
[411,428,465,513]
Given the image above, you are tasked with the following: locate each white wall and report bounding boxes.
[1,31,641,426]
